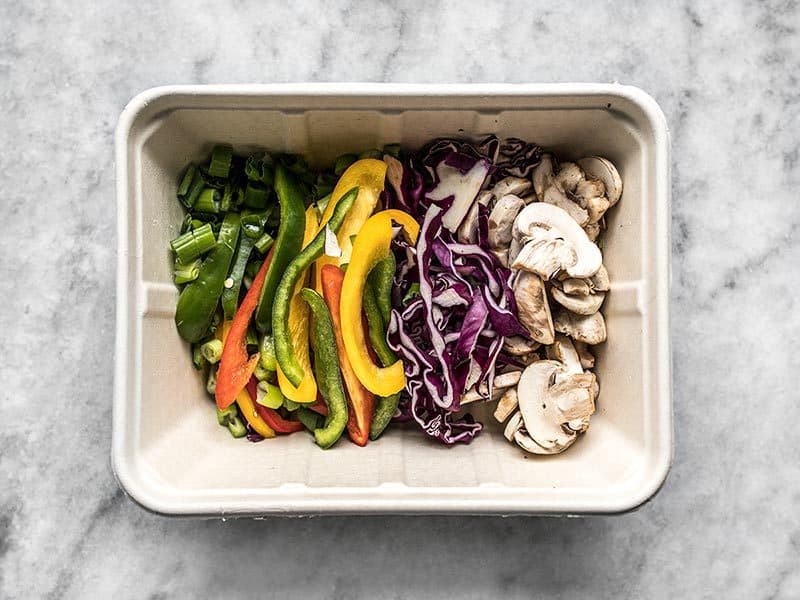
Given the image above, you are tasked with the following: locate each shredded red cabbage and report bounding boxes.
[385,137,542,445]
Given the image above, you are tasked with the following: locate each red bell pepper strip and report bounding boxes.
[320,264,375,446]
[216,248,274,409]
[246,376,304,434]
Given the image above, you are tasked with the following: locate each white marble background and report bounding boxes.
[1,0,799,598]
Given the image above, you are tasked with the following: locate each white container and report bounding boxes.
[113,84,671,516]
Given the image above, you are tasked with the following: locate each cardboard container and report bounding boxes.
[113,84,672,516]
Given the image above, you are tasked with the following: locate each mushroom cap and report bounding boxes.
[577,156,622,206]
[554,310,607,345]
[511,226,577,279]
[492,176,532,199]
[513,271,555,345]
[516,360,578,454]
[551,285,606,315]
[513,202,603,279]
[553,162,584,193]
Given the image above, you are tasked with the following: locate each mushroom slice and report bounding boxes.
[552,372,597,433]
[589,264,610,292]
[577,156,622,206]
[574,341,595,369]
[490,248,509,267]
[584,222,601,242]
[584,195,611,224]
[574,179,605,206]
[494,388,519,423]
[553,162,584,193]
[460,371,522,404]
[545,334,583,375]
[551,286,605,315]
[513,203,602,278]
[456,201,481,244]
[488,194,525,249]
[532,154,555,201]
[492,176,532,199]
[513,271,554,344]
[561,278,591,296]
[504,411,524,442]
[503,335,540,356]
[516,361,582,454]
[508,233,524,265]
[543,186,589,226]
[554,310,607,345]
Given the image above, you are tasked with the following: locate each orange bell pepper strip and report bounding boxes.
[276,206,319,403]
[313,159,387,291]
[341,210,418,396]
[215,247,275,410]
[320,264,376,446]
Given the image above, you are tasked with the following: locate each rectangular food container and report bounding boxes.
[113,83,672,516]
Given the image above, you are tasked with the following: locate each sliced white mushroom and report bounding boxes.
[584,222,601,242]
[460,371,522,404]
[543,186,589,226]
[513,271,554,345]
[514,360,595,454]
[512,203,602,279]
[554,310,607,345]
[574,178,605,205]
[577,156,622,206]
[492,176,532,199]
[490,248,509,267]
[589,264,610,292]
[532,154,555,201]
[561,278,591,296]
[504,411,525,442]
[476,190,494,206]
[502,335,540,356]
[574,341,595,369]
[493,387,519,423]
[550,286,605,315]
[488,194,525,249]
[456,201,480,244]
[508,233,523,265]
[545,334,583,375]
[553,162,584,193]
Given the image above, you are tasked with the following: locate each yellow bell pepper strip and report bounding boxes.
[341,210,418,396]
[313,159,387,291]
[276,206,319,403]
[235,388,276,439]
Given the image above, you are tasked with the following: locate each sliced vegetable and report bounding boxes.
[221,234,256,320]
[320,264,376,447]
[174,258,202,285]
[235,388,276,438]
[215,248,274,409]
[208,144,234,178]
[175,212,240,343]
[340,210,417,396]
[367,253,395,325]
[273,187,358,388]
[254,164,307,333]
[246,378,304,434]
[170,223,216,264]
[217,403,247,438]
[256,381,284,409]
[200,339,224,364]
[259,335,277,371]
[300,288,348,449]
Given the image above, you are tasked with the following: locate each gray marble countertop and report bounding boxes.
[2,1,799,598]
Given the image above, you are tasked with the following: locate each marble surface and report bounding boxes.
[1,0,799,598]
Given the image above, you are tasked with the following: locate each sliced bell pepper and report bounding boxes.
[320,264,376,446]
[313,159,387,291]
[215,247,275,409]
[235,387,276,439]
[246,376,304,434]
[340,210,418,397]
[276,206,319,403]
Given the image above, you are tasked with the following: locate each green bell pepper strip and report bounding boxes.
[300,288,348,449]
[367,252,395,326]
[175,212,241,343]
[221,234,255,320]
[272,186,358,387]
[254,164,308,333]
[362,278,401,440]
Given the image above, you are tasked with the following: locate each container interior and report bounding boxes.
[118,88,668,513]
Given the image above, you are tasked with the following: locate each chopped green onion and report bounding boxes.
[254,362,271,382]
[259,335,277,371]
[334,153,358,176]
[382,143,401,158]
[194,188,220,214]
[254,232,274,254]
[206,366,218,395]
[403,282,421,305]
[358,149,382,160]
[170,223,216,263]
[243,182,269,209]
[220,183,234,212]
[241,209,270,239]
[191,344,206,370]
[200,339,223,364]
[191,219,205,230]
[177,163,198,198]
[174,257,202,285]
[256,382,285,409]
[183,168,205,209]
[217,405,246,438]
[208,144,233,178]
[179,213,193,234]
